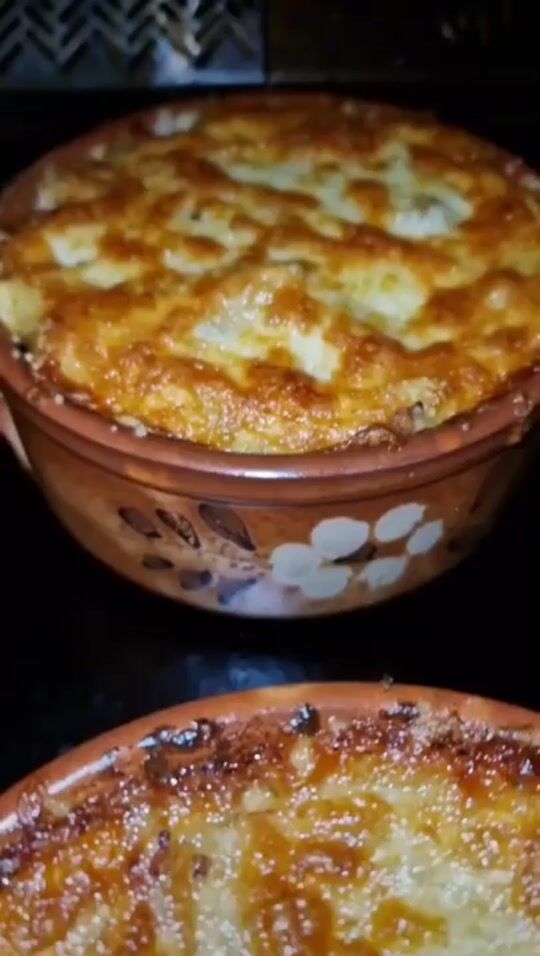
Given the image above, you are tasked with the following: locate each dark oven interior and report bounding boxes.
[1,1,540,177]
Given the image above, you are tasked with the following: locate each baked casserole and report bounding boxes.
[1,95,540,454]
[0,685,538,953]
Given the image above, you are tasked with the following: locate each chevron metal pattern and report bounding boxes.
[0,0,262,87]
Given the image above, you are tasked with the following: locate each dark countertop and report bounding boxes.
[1,87,539,794]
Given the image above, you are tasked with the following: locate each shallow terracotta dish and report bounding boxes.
[0,682,538,952]
[1,94,540,617]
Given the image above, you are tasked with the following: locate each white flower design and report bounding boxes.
[406,519,444,555]
[358,556,408,591]
[374,502,425,542]
[271,543,322,586]
[269,507,445,603]
[270,517,368,599]
[310,516,369,559]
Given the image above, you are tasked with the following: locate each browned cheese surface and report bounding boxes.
[2,96,540,452]
[0,704,539,953]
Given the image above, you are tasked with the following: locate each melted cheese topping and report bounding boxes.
[2,96,540,452]
[0,706,538,954]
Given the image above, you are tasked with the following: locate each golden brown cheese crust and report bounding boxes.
[0,704,539,954]
[2,95,540,452]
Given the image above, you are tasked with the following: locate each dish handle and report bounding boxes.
[0,392,31,471]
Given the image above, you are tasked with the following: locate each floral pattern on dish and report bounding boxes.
[119,499,446,610]
[270,507,444,601]
[270,516,369,600]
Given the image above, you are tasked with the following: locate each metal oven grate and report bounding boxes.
[0,1,537,91]
[0,0,263,88]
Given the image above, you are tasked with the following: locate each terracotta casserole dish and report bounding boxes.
[1,94,540,617]
[0,682,538,952]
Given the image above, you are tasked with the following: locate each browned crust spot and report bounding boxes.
[1,703,538,876]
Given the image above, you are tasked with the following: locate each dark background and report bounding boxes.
[1,0,539,793]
